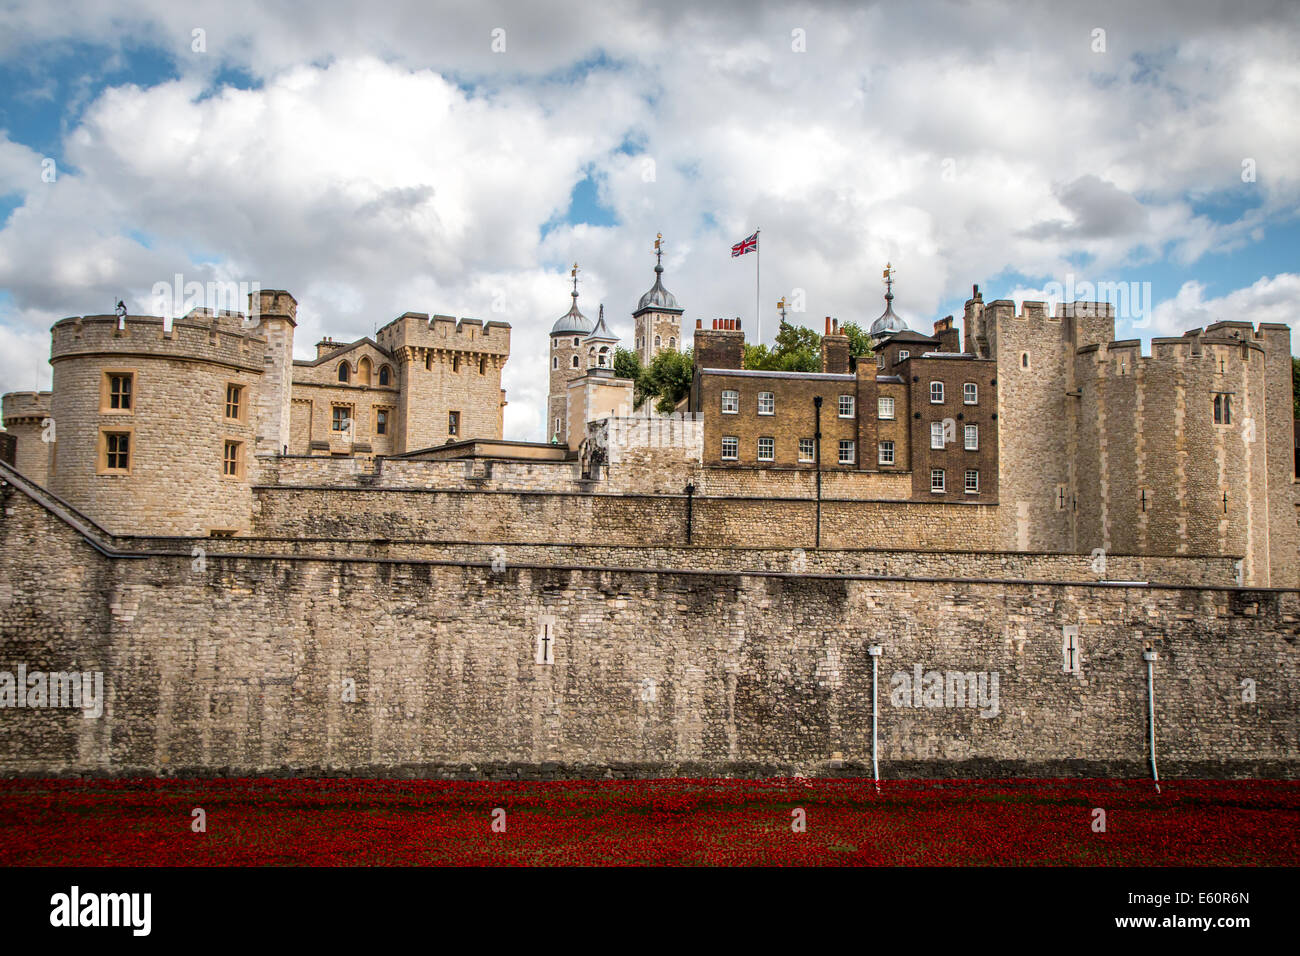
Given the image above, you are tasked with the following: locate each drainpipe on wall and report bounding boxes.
[1143,648,1160,793]
[868,644,882,791]
[813,396,823,549]
[684,482,695,545]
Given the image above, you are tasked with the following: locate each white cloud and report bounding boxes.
[0,1,1298,438]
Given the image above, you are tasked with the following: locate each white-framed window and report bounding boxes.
[877,353,885,369]
[929,381,944,404]
[721,389,739,414]
[878,396,895,420]
[758,391,775,415]
[963,382,978,405]
[838,394,855,418]
[838,440,855,465]
[798,438,814,462]
[757,436,775,461]
[721,436,739,460]
[930,468,945,493]
[964,424,978,450]
[965,469,979,494]
[878,440,894,465]
[930,421,945,449]
[898,350,909,362]
[573,337,580,347]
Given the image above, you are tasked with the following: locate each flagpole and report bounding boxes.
[755,227,761,344]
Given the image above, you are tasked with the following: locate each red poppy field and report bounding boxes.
[0,777,1296,866]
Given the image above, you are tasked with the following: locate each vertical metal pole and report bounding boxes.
[755,228,761,345]
[1144,649,1160,793]
[869,644,882,790]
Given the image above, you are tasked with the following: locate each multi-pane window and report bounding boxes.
[930,381,944,404]
[963,382,978,405]
[931,422,945,449]
[379,366,390,386]
[877,353,885,369]
[331,406,351,431]
[721,389,739,414]
[758,392,775,415]
[930,468,945,493]
[223,440,241,477]
[878,440,895,465]
[838,440,855,465]
[376,410,388,435]
[105,432,130,471]
[721,436,739,460]
[225,384,242,420]
[898,350,910,362]
[108,374,132,410]
[757,437,775,461]
[965,469,979,494]
[338,363,349,383]
[448,410,460,436]
[1213,394,1232,424]
[878,396,895,420]
[838,395,855,418]
[964,424,978,450]
[798,438,815,462]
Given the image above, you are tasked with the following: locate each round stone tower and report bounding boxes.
[46,303,272,536]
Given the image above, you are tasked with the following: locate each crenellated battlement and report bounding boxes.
[50,314,269,372]
[1,390,52,424]
[376,312,511,358]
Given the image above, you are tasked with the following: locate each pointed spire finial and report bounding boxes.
[654,233,664,272]
[883,262,895,301]
[571,262,580,300]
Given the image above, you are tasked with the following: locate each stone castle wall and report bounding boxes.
[0,391,52,485]
[1,474,1294,778]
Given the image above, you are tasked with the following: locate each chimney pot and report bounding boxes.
[825,316,830,334]
[833,318,839,333]
[696,318,702,329]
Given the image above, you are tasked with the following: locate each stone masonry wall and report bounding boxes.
[0,479,1295,777]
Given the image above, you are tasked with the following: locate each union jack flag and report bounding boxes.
[731,231,758,257]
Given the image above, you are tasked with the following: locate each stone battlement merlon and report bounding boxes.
[50,314,270,373]
[375,311,511,356]
[1,390,52,423]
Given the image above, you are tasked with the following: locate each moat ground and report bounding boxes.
[1,778,1296,866]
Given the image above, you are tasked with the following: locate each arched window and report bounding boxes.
[552,356,559,370]
[358,357,372,385]
[598,346,610,368]
[669,337,676,349]
[571,355,579,368]
[654,335,661,347]
[338,362,350,383]
[378,365,391,386]
[573,337,580,347]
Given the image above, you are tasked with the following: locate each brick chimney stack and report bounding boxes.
[693,317,745,370]
[934,315,962,353]
[821,317,850,374]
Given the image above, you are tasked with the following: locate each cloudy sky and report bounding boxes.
[0,0,1297,440]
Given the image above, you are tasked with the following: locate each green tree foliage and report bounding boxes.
[742,321,823,372]
[640,348,694,414]
[614,347,642,385]
[841,321,873,358]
